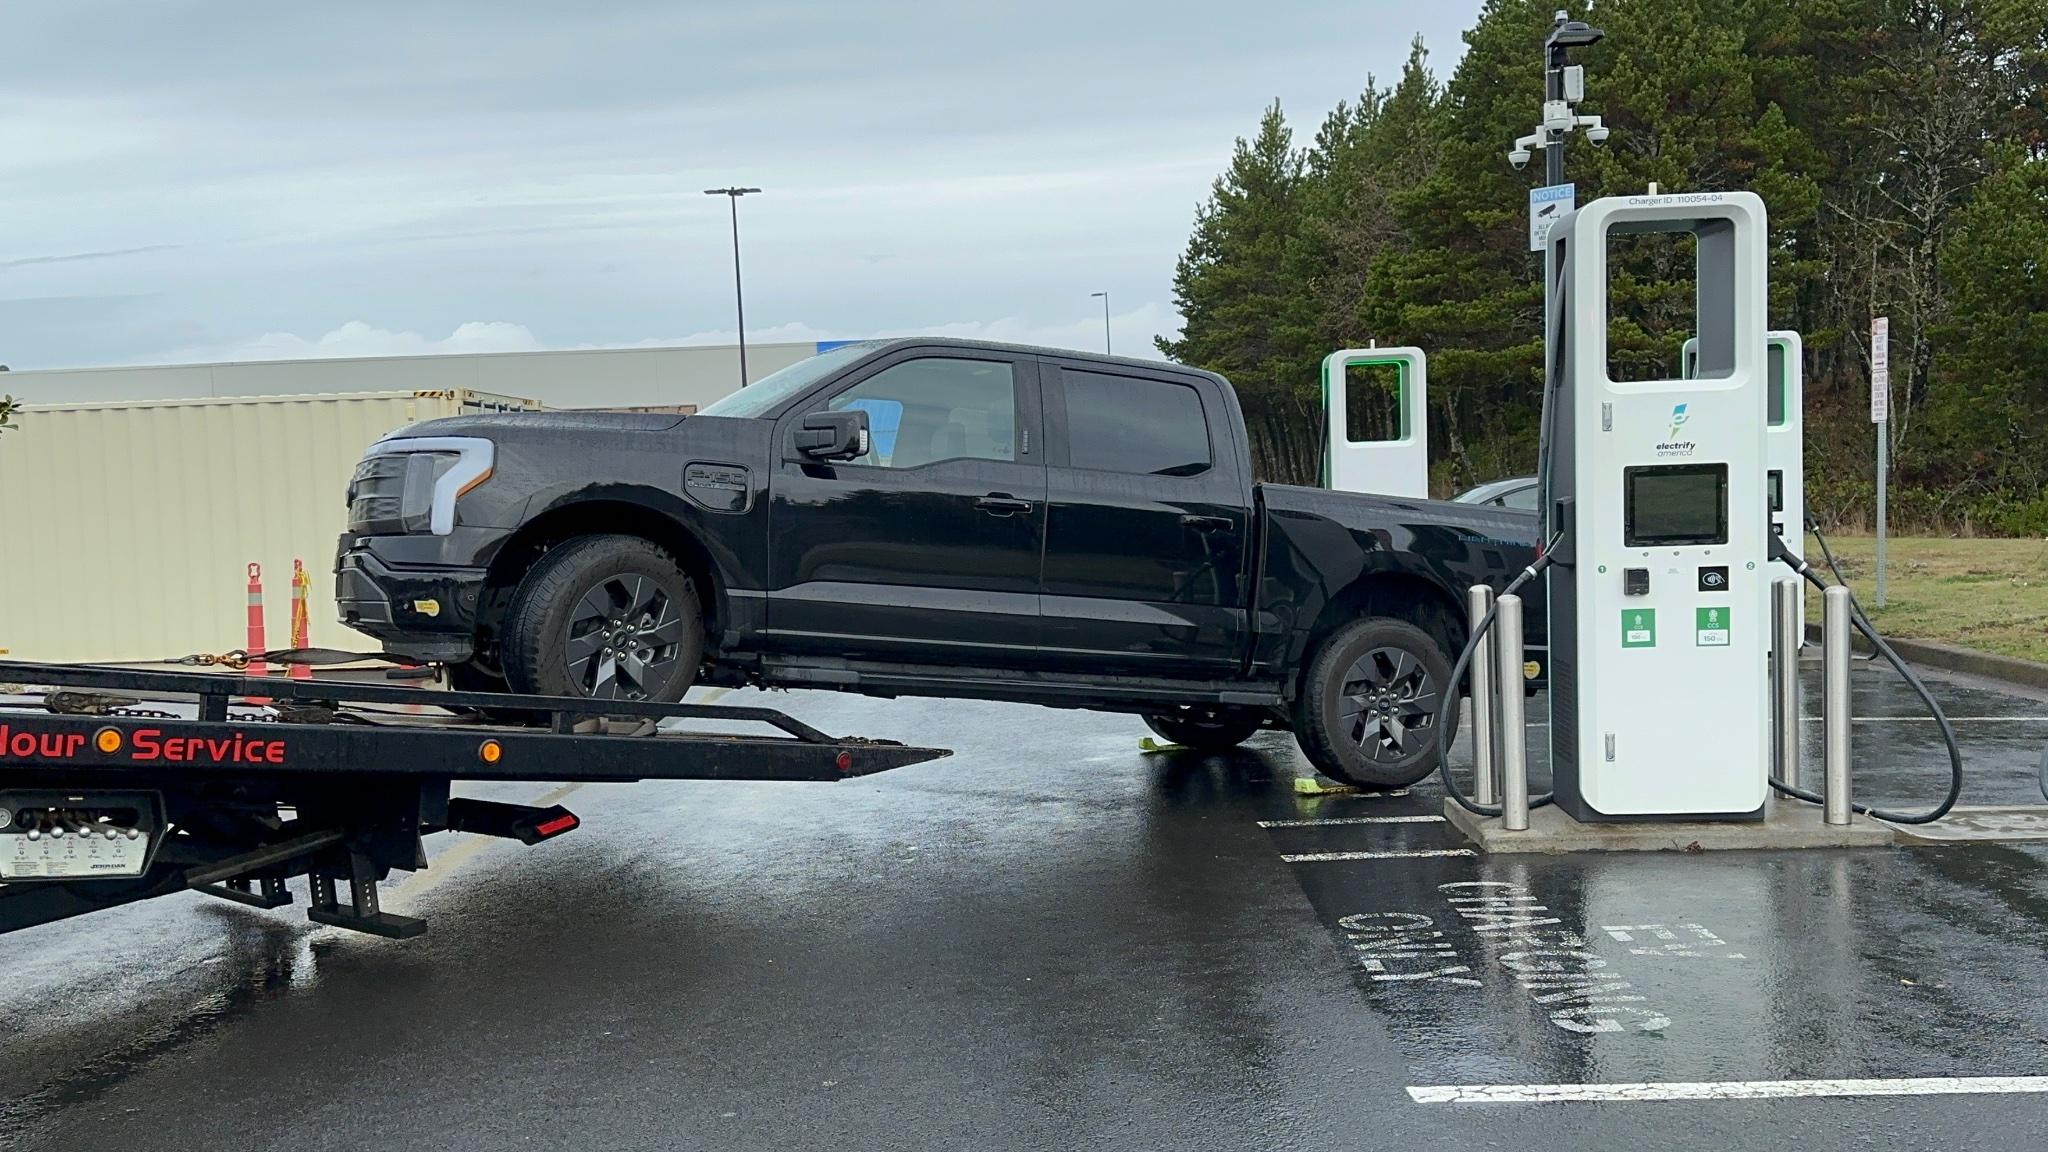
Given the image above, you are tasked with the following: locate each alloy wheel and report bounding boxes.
[561,573,687,699]
[1336,645,1441,763]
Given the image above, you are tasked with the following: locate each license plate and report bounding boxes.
[0,790,160,881]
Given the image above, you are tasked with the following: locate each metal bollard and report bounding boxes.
[1467,585,1499,807]
[1772,579,1802,789]
[1496,594,1528,831]
[1822,585,1853,825]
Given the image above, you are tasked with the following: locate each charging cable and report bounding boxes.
[1435,531,1564,817]
[1768,526,1964,824]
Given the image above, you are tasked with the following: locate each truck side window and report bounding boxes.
[825,358,1018,469]
[1062,371,1212,477]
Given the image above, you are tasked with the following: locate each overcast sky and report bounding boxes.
[0,1,1481,369]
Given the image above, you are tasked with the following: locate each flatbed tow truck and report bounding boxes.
[0,658,948,939]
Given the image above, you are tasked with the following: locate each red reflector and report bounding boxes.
[835,751,853,773]
[533,813,579,837]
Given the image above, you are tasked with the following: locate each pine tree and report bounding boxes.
[1925,149,2048,531]
[1158,100,1310,481]
[1162,0,2048,528]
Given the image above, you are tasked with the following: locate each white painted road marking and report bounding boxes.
[1282,849,1476,862]
[1803,716,2048,722]
[1407,1076,2048,1104]
[1258,815,1447,828]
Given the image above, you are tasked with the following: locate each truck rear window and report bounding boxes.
[1061,371,1211,477]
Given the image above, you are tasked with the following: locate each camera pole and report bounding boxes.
[1508,10,1606,545]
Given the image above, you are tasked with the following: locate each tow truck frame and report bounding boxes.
[0,659,948,939]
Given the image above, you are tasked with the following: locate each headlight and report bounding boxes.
[346,437,494,535]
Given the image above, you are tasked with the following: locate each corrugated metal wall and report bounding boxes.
[0,391,535,664]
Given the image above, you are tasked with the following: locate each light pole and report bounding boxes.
[704,186,762,386]
[1090,291,1111,355]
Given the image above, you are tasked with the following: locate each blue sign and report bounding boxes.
[1529,183,1576,251]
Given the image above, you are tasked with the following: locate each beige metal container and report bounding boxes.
[0,390,538,664]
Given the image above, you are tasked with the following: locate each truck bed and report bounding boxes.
[0,660,948,938]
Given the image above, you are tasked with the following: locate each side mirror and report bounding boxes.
[795,409,869,461]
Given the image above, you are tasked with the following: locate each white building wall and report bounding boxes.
[0,341,828,412]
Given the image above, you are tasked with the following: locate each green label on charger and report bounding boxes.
[1696,606,1731,646]
[1622,609,1657,648]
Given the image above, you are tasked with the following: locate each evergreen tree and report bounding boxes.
[1925,149,2048,531]
[1158,101,1310,481]
[1164,0,2048,526]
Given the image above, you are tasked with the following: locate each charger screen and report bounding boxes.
[1625,463,1728,547]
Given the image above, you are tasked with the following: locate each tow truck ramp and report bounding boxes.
[0,660,948,939]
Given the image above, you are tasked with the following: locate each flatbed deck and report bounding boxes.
[0,659,949,938]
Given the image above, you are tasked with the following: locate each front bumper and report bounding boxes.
[335,533,502,663]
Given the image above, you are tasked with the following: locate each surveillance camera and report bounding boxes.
[1508,148,1531,170]
[1587,125,1610,144]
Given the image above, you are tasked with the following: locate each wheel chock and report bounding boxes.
[1292,775,1361,796]
[1138,737,1185,754]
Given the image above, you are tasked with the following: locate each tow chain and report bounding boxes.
[166,647,398,670]
[168,650,257,670]
[39,691,280,723]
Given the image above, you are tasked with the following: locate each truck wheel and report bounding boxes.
[502,535,704,702]
[1143,710,1264,751]
[1292,618,1449,790]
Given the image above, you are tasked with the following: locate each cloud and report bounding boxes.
[148,300,1184,369]
[0,243,182,270]
[650,300,1183,361]
[0,2,1477,370]
[163,320,546,363]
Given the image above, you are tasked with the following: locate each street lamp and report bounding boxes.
[1090,291,1110,355]
[704,186,762,386]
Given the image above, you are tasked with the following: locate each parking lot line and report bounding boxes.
[1281,848,1476,862]
[1257,815,1446,828]
[1407,1076,2048,1104]
[1807,716,2048,722]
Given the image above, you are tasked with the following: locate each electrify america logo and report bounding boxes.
[1655,403,1697,457]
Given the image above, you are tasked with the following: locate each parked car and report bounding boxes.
[1453,475,1539,511]
[337,339,1544,788]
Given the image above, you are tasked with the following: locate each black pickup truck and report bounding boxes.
[336,338,1542,788]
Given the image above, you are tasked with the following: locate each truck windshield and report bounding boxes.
[698,343,880,418]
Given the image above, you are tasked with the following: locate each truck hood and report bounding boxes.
[388,410,689,439]
[381,410,766,461]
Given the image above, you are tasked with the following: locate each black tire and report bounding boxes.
[447,660,512,694]
[1143,710,1264,751]
[501,535,704,702]
[1291,617,1450,790]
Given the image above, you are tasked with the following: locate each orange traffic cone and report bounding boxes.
[289,559,313,681]
[245,563,271,704]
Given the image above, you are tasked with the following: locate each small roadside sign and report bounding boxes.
[1873,315,1891,604]
[1530,183,1575,252]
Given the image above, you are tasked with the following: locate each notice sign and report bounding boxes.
[1622,608,1656,649]
[1696,606,1731,647]
[1871,316,1890,424]
[1530,183,1575,251]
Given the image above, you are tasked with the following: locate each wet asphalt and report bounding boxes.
[5,662,2048,1150]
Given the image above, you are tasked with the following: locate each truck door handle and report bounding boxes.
[976,494,1035,517]
[1180,514,1233,534]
